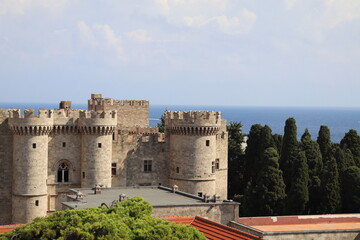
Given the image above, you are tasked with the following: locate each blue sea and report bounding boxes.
[1,103,360,143]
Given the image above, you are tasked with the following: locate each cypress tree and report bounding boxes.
[341,166,360,213]
[301,129,323,214]
[340,129,360,167]
[244,124,265,184]
[227,122,245,198]
[317,125,332,161]
[285,151,309,215]
[319,156,341,213]
[252,147,286,216]
[280,118,299,192]
[272,134,283,156]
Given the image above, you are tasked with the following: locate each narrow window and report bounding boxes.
[62,142,66,147]
[112,163,117,176]
[82,172,85,179]
[215,159,220,170]
[112,133,115,141]
[32,143,36,149]
[206,140,210,146]
[98,143,102,148]
[176,167,179,173]
[144,160,152,172]
[212,161,215,173]
[57,163,69,183]
[198,192,203,197]
[35,200,39,206]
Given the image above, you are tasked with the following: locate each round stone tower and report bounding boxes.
[165,111,222,197]
[8,109,53,224]
[78,110,117,188]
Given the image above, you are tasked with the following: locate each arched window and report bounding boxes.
[57,163,69,183]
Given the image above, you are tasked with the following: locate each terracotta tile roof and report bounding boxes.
[159,216,263,240]
[0,224,22,233]
[237,214,360,232]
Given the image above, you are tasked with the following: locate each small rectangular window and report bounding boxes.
[198,192,203,197]
[112,133,115,141]
[215,159,220,170]
[144,160,152,172]
[176,167,179,173]
[212,161,215,173]
[62,142,66,147]
[35,200,39,206]
[32,143,36,149]
[112,163,117,176]
[98,143,102,148]
[82,172,85,179]
[206,140,210,146]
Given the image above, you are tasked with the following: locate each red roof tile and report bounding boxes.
[159,216,263,240]
[0,224,22,233]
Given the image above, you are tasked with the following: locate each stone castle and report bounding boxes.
[0,94,228,224]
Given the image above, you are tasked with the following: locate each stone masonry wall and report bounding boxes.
[0,110,12,224]
[124,135,168,187]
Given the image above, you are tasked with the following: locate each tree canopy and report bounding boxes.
[0,197,206,240]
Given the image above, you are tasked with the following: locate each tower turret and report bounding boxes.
[8,109,53,223]
[165,111,223,198]
[78,110,117,188]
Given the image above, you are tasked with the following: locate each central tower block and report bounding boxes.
[8,109,53,224]
[78,110,117,188]
[165,111,222,198]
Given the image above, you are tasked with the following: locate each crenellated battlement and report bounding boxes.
[165,111,222,128]
[8,109,53,119]
[78,110,117,135]
[79,110,117,119]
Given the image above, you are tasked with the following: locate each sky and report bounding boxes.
[0,0,359,107]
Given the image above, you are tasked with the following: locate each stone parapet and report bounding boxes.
[78,110,117,135]
[165,111,222,129]
[8,109,53,135]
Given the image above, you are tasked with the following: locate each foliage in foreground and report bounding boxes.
[0,197,206,240]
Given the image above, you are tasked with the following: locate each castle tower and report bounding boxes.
[78,110,117,188]
[165,111,223,198]
[8,109,53,224]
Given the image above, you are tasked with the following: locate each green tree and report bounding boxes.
[280,118,299,192]
[340,129,360,167]
[227,122,245,198]
[319,157,341,213]
[317,125,332,162]
[251,147,286,216]
[341,166,360,213]
[0,197,206,240]
[301,129,323,214]
[285,151,309,215]
[272,134,283,156]
[157,112,166,133]
[244,124,274,185]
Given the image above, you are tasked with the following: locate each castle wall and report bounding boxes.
[0,110,12,224]
[215,121,228,199]
[168,134,216,196]
[81,134,113,188]
[48,134,82,212]
[125,135,168,187]
[88,94,149,128]
[11,133,50,223]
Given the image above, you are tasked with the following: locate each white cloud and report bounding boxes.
[0,0,70,17]
[125,29,152,43]
[322,0,360,28]
[151,0,256,35]
[214,9,257,35]
[284,0,298,10]
[77,21,126,60]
